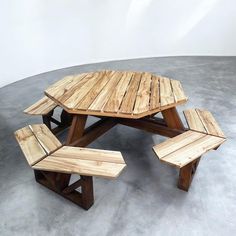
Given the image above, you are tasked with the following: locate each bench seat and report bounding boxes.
[183,108,225,138]
[24,96,57,115]
[24,96,72,133]
[153,108,226,191]
[153,130,225,168]
[15,124,126,209]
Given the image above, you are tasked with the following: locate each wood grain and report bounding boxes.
[45,71,187,119]
[24,96,57,115]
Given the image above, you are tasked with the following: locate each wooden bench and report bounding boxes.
[24,96,72,133]
[183,108,226,138]
[15,124,126,210]
[153,109,226,191]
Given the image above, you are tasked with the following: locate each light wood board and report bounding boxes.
[45,70,188,119]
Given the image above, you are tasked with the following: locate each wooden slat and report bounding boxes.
[103,71,133,113]
[50,146,125,164]
[33,154,126,179]
[196,109,225,138]
[76,71,111,110]
[153,131,206,159]
[184,109,206,133]
[63,72,103,109]
[24,96,57,115]
[30,124,62,155]
[88,71,122,111]
[171,79,187,102]
[45,73,87,101]
[15,127,47,166]
[119,72,142,114]
[160,135,225,168]
[150,76,160,110]
[133,72,152,114]
[160,77,175,106]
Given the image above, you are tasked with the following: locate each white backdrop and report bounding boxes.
[1,0,236,87]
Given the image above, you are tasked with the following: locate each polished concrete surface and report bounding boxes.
[0,56,235,236]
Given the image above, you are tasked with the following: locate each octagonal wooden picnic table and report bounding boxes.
[45,70,188,147]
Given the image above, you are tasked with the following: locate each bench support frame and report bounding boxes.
[33,107,188,209]
[34,170,94,210]
[178,157,201,191]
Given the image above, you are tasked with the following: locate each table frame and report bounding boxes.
[34,106,186,209]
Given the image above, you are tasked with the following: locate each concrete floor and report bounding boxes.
[0,56,235,236]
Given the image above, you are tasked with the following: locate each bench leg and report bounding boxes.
[42,110,54,130]
[34,170,94,210]
[178,157,201,191]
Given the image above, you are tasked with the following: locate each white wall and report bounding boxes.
[1,0,236,87]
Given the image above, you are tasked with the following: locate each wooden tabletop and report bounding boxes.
[45,70,188,119]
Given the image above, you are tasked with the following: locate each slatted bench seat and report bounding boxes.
[24,96,72,133]
[15,124,126,209]
[153,108,226,191]
[183,108,226,138]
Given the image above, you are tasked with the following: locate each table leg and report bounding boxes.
[66,114,88,145]
[161,107,185,130]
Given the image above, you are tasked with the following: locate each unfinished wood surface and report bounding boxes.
[29,124,62,155]
[24,96,57,115]
[33,148,126,179]
[45,71,188,119]
[153,130,225,168]
[15,126,47,166]
[160,77,175,106]
[184,109,225,138]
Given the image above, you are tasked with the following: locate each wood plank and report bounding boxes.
[103,71,133,113]
[33,155,126,179]
[150,76,160,110]
[160,77,175,106]
[15,127,47,166]
[133,72,152,114]
[51,146,125,164]
[153,131,206,159]
[24,96,57,115]
[119,72,142,114]
[171,79,187,102]
[45,73,87,101]
[161,135,225,168]
[184,109,206,133]
[196,109,225,138]
[76,71,111,110]
[63,72,104,109]
[30,124,62,155]
[88,71,122,111]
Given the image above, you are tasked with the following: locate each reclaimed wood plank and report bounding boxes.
[119,72,142,114]
[150,76,160,110]
[33,155,126,179]
[30,124,62,155]
[160,135,225,168]
[133,72,152,114]
[15,127,47,166]
[50,146,125,164]
[160,76,175,106]
[24,96,57,115]
[171,79,187,102]
[196,109,225,138]
[153,130,206,159]
[76,71,111,110]
[88,71,123,111]
[103,71,133,113]
[184,109,206,133]
[63,72,103,108]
